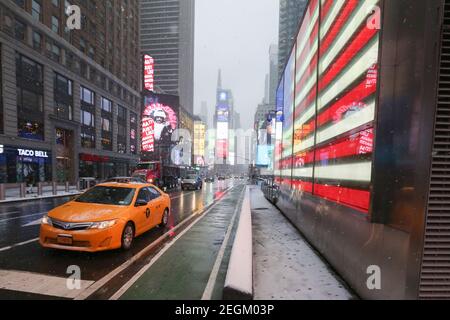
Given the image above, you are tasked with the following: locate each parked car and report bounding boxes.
[181,175,203,190]
[205,176,215,183]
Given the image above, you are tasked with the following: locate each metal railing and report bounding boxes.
[0,179,98,201]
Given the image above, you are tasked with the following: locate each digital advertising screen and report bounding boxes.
[143,55,155,92]
[280,46,296,187]
[142,93,179,153]
[278,0,382,213]
[216,104,229,123]
[256,145,274,168]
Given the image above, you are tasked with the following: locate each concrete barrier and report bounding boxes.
[223,186,253,300]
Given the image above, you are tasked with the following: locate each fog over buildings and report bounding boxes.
[194,0,279,130]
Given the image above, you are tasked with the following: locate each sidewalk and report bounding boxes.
[250,186,354,300]
[0,185,81,204]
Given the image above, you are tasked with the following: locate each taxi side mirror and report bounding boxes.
[135,199,148,207]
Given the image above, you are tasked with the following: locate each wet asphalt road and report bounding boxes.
[0,179,243,298]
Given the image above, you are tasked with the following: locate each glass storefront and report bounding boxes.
[0,145,51,184]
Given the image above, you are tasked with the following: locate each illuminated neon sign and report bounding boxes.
[143,55,154,91]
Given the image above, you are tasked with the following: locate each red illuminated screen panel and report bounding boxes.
[280,0,381,213]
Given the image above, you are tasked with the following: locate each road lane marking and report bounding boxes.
[0,211,20,216]
[109,185,240,300]
[201,188,245,300]
[0,212,47,224]
[0,270,94,299]
[0,238,39,252]
[22,218,43,227]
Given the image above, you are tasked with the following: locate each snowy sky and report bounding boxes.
[194,0,279,129]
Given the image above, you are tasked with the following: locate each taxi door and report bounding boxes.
[133,187,153,235]
[148,187,164,227]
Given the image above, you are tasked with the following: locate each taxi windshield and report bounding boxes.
[75,186,135,206]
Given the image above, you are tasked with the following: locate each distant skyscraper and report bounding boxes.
[214,70,234,167]
[264,74,270,104]
[278,0,307,76]
[140,0,195,112]
[200,101,210,128]
[269,44,279,104]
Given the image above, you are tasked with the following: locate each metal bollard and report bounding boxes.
[0,184,5,200]
[20,183,26,198]
[52,182,57,195]
[65,181,69,192]
[37,182,43,196]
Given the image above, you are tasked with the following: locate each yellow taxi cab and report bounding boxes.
[39,182,171,252]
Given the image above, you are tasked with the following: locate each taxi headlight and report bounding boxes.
[41,215,52,226]
[89,220,117,230]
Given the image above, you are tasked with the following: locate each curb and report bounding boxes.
[223,186,253,300]
[0,191,82,204]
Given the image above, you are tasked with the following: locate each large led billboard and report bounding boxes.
[277,0,381,213]
[215,90,231,163]
[143,55,154,92]
[292,0,319,194]
[142,93,179,153]
[256,145,274,168]
[274,76,284,183]
[280,46,296,187]
[216,104,229,122]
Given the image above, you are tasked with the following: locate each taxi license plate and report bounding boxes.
[57,235,73,245]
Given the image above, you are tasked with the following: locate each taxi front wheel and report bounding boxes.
[121,223,134,250]
[160,209,169,227]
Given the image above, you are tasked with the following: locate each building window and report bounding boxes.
[32,0,42,21]
[64,1,72,16]
[80,86,95,149]
[16,53,44,141]
[101,97,113,151]
[80,37,86,52]
[81,110,94,127]
[80,86,94,105]
[88,46,95,60]
[117,105,127,154]
[15,19,26,41]
[15,0,25,8]
[81,132,95,149]
[51,16,59,33]
[46,40,60,62]
[101,118,111,132]
[101,97,112,112]
[54,73,73,120]
[32,31,42,50]
[130,111,137,154]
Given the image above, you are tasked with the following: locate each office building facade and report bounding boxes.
[140,0,195,113]
[0,0,141,184]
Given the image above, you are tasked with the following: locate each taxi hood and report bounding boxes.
[48,201,129,222]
